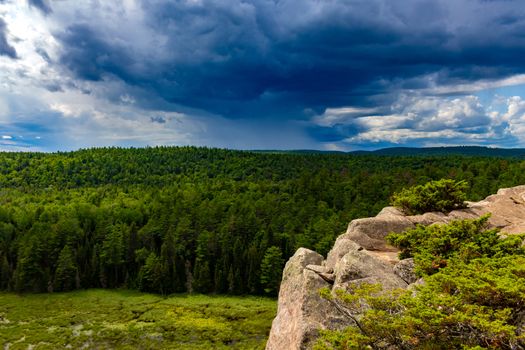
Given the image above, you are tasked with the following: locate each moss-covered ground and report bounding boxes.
[0,289,276,349]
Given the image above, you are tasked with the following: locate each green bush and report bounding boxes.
[390,179,468,214]
[387,215,525,275]
[316,218,525,349]
[316,257,525,350]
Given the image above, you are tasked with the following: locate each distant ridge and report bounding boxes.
[252,149,346,155]
[256,146,525,158]
[350,146,525,158]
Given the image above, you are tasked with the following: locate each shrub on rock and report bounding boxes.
[390,179,468,215]
[316,217,525,350]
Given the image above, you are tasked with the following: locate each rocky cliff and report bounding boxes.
[266,185,525,350]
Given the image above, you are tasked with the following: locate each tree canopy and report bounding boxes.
[0,147,524,295]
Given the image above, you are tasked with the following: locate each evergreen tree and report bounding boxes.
[193,260,212,293]
[160,230,185,293]
[54,246,78,292]
[260,246,284,295]
[138,252,163,293]
[193,230,213,293]
[0,255,10,290]
[99,225,125,287]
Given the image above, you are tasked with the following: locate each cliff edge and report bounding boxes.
[266,185,525,350]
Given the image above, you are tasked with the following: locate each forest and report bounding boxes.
[0,146,524,296]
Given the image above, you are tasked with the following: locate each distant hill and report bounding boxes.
[252,149,346,155]
[256,146,525,158]
[350,146,525,158]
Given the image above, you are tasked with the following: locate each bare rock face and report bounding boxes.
[266,248,347,350]
[342,215,414,252]
[469,185,525,234]
[333,247,408,292]
[305,265,334,283]
[325,238,360,271]
[266,185,525,350]
[393,258,417,284]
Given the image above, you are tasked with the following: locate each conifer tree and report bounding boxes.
[260,246,284,295]
[54,246,77,292]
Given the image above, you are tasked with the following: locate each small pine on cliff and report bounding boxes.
[390,179,468,215]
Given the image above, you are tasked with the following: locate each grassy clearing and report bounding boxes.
[0,289,276,349]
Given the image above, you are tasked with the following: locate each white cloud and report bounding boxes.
[0,96,9,117]
[323,142,346,151]
[412,96,489,131]
[0,1,61,91]
[314,94,499,146]
[356,114,413,130]
[313,106,379,127]
[500,96,525,122]
[492,96,525,144]
[347,129,462,143]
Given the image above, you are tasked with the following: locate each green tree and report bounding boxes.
[2,147,525,295]
[160,230,185,293]
[317,257,525,350]
[260,246,284,295]
[0,255,10,290]
[193,260,212,293]
[100,225,125,287]
[390,179,468,215]
[138,252,163,293]
[54,246,78,292]
[387,215,524,276]
[14,224,50,293]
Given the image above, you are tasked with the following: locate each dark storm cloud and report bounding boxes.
[59,25,133,82]
[150,116,166,124]
[28,0,52,14]
[52,0,525,145]
[0,18,17,59]
[306,124,362,143]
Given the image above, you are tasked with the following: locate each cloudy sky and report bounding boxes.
[2,0,525,151]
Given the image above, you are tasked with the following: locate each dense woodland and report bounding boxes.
[0,147,525,295]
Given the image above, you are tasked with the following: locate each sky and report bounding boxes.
[2,1,525,151]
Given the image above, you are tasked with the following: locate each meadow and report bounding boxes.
[0,290,276,349]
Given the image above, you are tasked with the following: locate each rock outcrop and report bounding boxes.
[266,185,525,350]
[266,248,347,350]
[393,258,417,284]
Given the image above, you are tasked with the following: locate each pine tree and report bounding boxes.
[100,225,125,287]
[54,246,78,292]
[193,259,212,293]
[260,246,284,295]
[0,255,10,290]
[138,252,163,293]
[14,232,48,293]
[160,231,184,293]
